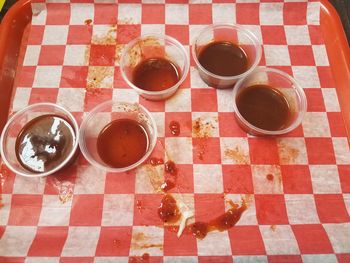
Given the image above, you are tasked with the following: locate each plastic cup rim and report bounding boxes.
[232,66,308,136]
[120,33,190,97]
[192,23,262,81]
[79,100,158,173]
[0,102,80,177]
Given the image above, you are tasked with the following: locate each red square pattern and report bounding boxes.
[317,66,336,88]
[280,165,313,194]
[94,4,118,24]
[314,194,350,223]
[60,66,88,88]
[193,138,221,164]
[46,3,70,25]
[289,46,315,66]
[28,227,68,256]
[222,165,254,194]
[218,113,247,137]
[189,4,212,25]
[191,89,218,112]
[27,25,44,45]
[283,2,307,25]
[104,170,135,194]
[304,89,326,112]
[67,25,92,45]
[29,88,59,104]
[261,26,286,45]
[84,88,113,112]
[114,66,128,88]
[133,194,163,226]
[0,257,25,263]
[89,45,116,66]
[44,165,77,194]
[305,138,336,164]
[338,254,350,263]
[139,97,165,112]
[338,165,350,193]
[17,66,35,87]
[194,194,225,222]
[292,224,333,254]
[268,255,302,263]
[198,257,233,263]
[69,194,104,226]
[95,227,132,256]
[8,194,43,226]
[117,24,141,44]
[167,164,194,194]
[255,194,289,225]
[38,45,65,65]
[308,25,324,45]
[163,226,197,256]
[229,226,266,255]
[142,4,165,24]
[236,4,260,25]
[248,138,279,165]
[327,112,348,137]
[165,112,192,137]
[166,25,189,45]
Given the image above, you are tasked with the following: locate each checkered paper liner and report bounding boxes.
[1,1,350,262]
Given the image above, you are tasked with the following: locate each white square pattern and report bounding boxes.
[118,4,142,24]
[260,3,283,25]
[42,26,68,45]
[102,194,134,226]
[74,165,106,194]
[264,45,291,66]
[302,112,331,137]
[285,194,320,224]
[165,137,193,164]
[292,66,320,88]
[277,138,308,165]
[70,4,94,25]
[322,88,340,111]
[165,4,189,25]
[57,88,85,112]
[0,226,37,256]
[212,4,236,24]
[33,66,62,88]
[252,165,283,194]
[333,137,350,164]
[310,165,341,194]
[220,137,250,165]
[130,226,164,256]
[23,45,41,66]
[63,45,89,66]
[165,89,192,112]
[324,223,350,253]
[284,26,311,45]
[193,164,223,193]
[39,195,72,226]
[13,176,46,194]
[12,88,31,112]
[197,231,232,256]
[62,227,101,256]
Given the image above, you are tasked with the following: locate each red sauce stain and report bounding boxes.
[149,157,164,166]
[129,253,150,263]
[136,200,143,213]
[188,200,247,239]
[158,194,181,223]
[160,180,175,192]
[84,19,92,25]
[164,160,177,176]
[169,121,180,136]
[266,173,274,181]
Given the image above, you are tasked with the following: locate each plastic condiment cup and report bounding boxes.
[79,100,157,172]
[120,34,189,101]
[192,23,262,89]
[232,67,307,136]
[0,103,79,177]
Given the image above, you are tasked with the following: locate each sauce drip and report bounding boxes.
[169,121,180,136]
[132,57,180,91]
[164,160,177,176]
[198,41,248,77]
[236,85,291,131]
[189,201,247,239]
[15,114,75,173]
[158,194,181,223]
[149,157,164,166]
[97,119,149,168]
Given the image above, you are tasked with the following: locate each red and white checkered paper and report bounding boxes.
[1,1,350,262]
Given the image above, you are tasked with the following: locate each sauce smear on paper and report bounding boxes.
[158,194,181,223]
[15,114,75,173]
[97,119,149,168]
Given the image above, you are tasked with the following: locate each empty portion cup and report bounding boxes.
[232,67,307,136]
[120,34,189,101]
[79,100,157,172]
[0,103,79,177]
[192,24,262,89]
